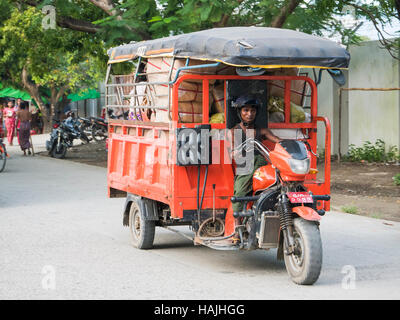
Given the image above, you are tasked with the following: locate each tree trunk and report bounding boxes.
[50,85,69,120]
[21,65,51,132]
[270,0,302,28]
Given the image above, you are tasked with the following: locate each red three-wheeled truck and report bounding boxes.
[105,27,350,285]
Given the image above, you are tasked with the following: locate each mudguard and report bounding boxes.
[122,194,159,226]
[292,206,321,221]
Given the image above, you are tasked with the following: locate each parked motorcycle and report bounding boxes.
[90,116,108,142]
[77,116,93,141]
[46,116,90,159]
[65,115,91,145]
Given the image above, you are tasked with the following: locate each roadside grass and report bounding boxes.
[343,139,400,163]
[341,205,358,215]
[393,173,400,186]
[369,213,383,219]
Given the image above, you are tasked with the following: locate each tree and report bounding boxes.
[1,0,398,126]
[14,1,400,54]
[86,0,400,56]
[0,4,107,125]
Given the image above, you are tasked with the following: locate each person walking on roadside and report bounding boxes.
[16,101,32,156]
[14,98,22,112]
[0,103,4,139]
[14,98,23,145]
[3,100,16,145]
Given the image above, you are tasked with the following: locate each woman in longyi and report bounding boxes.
[16,102,32,156]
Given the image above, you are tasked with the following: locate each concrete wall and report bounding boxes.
[348,41,399,151]
[316,40,400,155]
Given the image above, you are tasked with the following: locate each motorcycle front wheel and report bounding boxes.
[51,142,67,159]
[284,218,322,285]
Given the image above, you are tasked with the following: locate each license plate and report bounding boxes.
[287,192,313,203]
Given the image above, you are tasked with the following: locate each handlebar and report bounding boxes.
[234,138,271,162]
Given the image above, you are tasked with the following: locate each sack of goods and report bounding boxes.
[267,96,310,140]
[267,96,306,123]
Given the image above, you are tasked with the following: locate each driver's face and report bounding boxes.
[240,105,257,123]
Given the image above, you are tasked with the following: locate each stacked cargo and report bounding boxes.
[266,68,311,140]
[125,59,309,126]
[143,57,235,123]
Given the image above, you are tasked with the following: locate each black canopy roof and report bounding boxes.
[108,27,350,69]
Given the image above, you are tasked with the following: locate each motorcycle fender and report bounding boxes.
[292,206,321,221]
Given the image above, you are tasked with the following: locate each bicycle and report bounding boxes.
[0,137,7,172]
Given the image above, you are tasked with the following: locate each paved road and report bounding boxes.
[1,135,400,299]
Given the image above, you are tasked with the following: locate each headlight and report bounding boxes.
[288,158,310,174]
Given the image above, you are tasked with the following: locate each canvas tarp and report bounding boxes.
[108,27,350,69]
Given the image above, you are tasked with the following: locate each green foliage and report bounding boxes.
[0,4,107,112]
[393,173,400,186]
[346,139,400,163]
[109,0,399,50]
[0,0,398,116]
[110,61,136,76]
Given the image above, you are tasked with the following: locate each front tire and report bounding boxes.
[92,126,107,142]
[128,200,155,249]
[284,218,322,285]
[51,143,67,159]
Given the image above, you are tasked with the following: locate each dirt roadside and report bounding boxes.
[328,161,400,222]
[38,142,400,222]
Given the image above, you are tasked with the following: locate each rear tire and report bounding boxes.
[284,218,322,285]
[128,200,155,249]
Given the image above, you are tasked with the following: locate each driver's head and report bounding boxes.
[240,105,257,124]
[233,95,260,127]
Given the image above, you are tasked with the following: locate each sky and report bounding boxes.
[357,19,400,40]
[325,13,399,44]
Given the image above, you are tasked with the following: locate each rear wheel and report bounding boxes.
[284,218,322,285]
[128,200,155,249]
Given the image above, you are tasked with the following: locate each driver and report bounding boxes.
[230,95,281,242]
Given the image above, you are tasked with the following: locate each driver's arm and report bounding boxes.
[261,128,281,143]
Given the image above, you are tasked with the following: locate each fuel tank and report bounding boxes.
[253,164,277,193]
